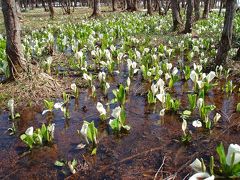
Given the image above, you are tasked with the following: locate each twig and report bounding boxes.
[154,156,166,180]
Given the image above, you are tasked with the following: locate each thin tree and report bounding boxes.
[170,0,182,31]
[194,0,200,21]
[147,0,153,15]
[48,0,54,19]
[183,0,193,33]
[91,0,101,17]
[215,0,236,65]
[202,0,210,18]
[1,0,26,79]
[112,0,117,11]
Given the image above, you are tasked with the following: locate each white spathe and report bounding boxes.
[226,144,240,166]
[80,121,89,144]
[71,83,77,92]
[189,172,214,180]
[192,120,202,128]
[190,158,202,172]
[25,126,34,136]
[96,102,106,116]
[111,106,121,119]
[206,71,216,83]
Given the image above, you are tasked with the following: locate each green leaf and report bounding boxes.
[91,148,97,155]
[54,160,65,167]
[216,143,227,166]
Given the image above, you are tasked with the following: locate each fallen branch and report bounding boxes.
[154,156,166,180]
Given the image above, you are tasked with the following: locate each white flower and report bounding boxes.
[165,73,171,81]
[46,56,53,65]
[75,51,83,59]
[54,102,64,109]
[127,59,132,70]
[83,73,92,81]
[127,77,131,87]
[197,98,204,108]
[197,80,204,89]
[80,121,89,144]
[226,144,240,166]
[42,109,51,115]
[48,123,55,138]
[159,109,165,116]
[166,63,172,70]
[172,67,178,76]
[190,158,202,172]
[98,72,106,82]
[8,99,14,116]
[25,127,34,136]
[132,62,137,69]
[156,94,165,104]
[151,84,158,96]
[111,106,121,119]
[206,71,216,83]
[105,82,110,89]
[213,113,221,123]
[189,172,214,180]
[190,70,198,82]
[71,83,77,92]
[96,102,106,116]
[147,71,152,77]
[182,119,187,134]
[156,78,165,92]
[192,120,202,128]
[193,63,202,72]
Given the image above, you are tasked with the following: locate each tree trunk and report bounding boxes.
[1,0,26,79]
[202,0,210,18]
[48,0,54,19]
[112,0,117,11]
[194,0,200,21]
[215,0,236,65]
[184,0,193,33]
[170,0,182,31]
[91,0,101,16]
[147,0,153,15]
[218,0,223,16]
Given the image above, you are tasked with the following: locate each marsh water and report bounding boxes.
[0,65,240,179]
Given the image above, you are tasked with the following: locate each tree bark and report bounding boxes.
[1,0,26,79]
[194,0,200,21]
[202,0,210,18]
[147,0,153,15]
[170,0,182,31]
[112,0,117,11]
[91,0,101,16]
[48,0,54,19]
[215,0,236,65]
[184,0,193,33]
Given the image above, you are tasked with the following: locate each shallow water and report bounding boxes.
[0,70,240,179]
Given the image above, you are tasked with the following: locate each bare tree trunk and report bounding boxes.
[184,0,193,33]
[170,0,182,31]
[91,0,101,16]
[215,0,236,65]
[1,0,26,79]
[194,0,200,21]
[218,0,223,16]
[42,0,47,11]
[112,0,117,11]
[147,0,153,15]
[143,0,146,9]
[202,0,210,18]
[48,0,54,19]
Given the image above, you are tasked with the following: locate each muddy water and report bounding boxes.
[0,70,240,179]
